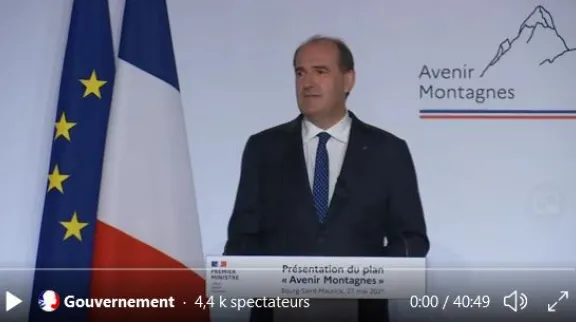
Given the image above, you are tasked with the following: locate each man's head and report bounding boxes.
[293,35,355,126]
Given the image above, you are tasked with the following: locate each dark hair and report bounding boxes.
[293,35,355,98]
[293,35,355,73]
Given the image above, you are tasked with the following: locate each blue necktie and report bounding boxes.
[313,132,331,222]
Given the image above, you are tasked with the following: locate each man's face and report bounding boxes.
[294,41,353,119]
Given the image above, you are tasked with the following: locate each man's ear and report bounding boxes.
[343,69,355,95]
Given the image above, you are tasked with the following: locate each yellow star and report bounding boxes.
[60,212,89,241]
[79,70,107,99]
[54,112,77,141]
[47,165,70,193]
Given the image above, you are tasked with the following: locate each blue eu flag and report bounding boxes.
[29,0,115,320]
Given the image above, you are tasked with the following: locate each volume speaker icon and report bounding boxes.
[503,290,528,312]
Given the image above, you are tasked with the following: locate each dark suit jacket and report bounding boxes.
[224,112,430,322]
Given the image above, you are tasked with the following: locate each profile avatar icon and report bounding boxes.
[38,290,60,312]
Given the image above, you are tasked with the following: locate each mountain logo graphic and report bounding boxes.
[418,4,576,120]
[480,5,576,77]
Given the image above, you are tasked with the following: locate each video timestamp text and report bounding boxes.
[410,295,491,311]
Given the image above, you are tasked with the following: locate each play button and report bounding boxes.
[5,291,22,312]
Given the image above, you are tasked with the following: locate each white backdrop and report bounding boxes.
[1,0,575,320]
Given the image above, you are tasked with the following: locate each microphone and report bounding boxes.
[383,234,410,257]
[402,235,410,257]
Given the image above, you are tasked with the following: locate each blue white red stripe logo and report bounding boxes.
[419,109,576,119]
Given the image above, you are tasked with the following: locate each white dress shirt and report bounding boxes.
[302,112,352,203]
[275,112,358,322]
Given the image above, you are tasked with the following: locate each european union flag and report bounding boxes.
[29,0,115,320]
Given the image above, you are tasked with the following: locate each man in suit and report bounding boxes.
[224,35,430,322]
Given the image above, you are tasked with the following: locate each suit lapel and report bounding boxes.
[324,112,371,224]
[280,116,320,228]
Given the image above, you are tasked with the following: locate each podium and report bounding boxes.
[205,256,426,321]
[205,256,426,301]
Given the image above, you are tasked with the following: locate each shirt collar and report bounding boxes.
[302,112,352,143]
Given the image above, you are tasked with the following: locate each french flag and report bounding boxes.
[90,1,208,321]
